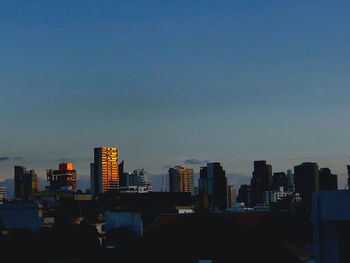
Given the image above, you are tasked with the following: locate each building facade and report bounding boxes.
[227,186,236,209]
[237,184,253,208]
[198,162,228,210]
[46,162,77,191]
[319,168,338,191]
[14,166,39,200]
[0,186,6,202]
[168,166,194,195]
[251,160,272,206]
[294,162,319,201]
[91,147,119,196]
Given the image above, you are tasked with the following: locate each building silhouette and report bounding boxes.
[168,166,194,195]
[319,168,338,191]
[90,147,119,196]
[46,162,77,191]
[227,186,236,209]
[272,172,290,191]
[237,184,253,208]
[198,162,227,210]
[251,160,272,206]
[294,162,319,201]
[14,166,39,200]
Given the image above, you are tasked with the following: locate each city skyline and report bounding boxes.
[1,1,350,189]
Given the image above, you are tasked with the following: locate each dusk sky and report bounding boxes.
[1,0,350,189]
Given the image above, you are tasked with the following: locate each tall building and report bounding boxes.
[168,166,194,195]
[14,166,39,200]
[130,169,151,189]
[208,162,227,210]
[286,169,294,191]
[237,184,253,208]
[46,162,77,191]
[118,160,128,187]
[0,186,6,202]
[272,172,290,191]
[294,162,319,201]
[227,186,236,209]
[251,160,272,206]
[198,163,227,210]
[319,168,338,191]
[91,147,119,196]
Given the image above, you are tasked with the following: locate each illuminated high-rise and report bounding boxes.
[91,147,119,196]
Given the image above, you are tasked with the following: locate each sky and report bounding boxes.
[1,0,350,190]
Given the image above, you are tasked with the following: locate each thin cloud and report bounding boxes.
[183,158,209,165]
[12,157,22,160]
[162,165,172,170]
[0,157,10,162]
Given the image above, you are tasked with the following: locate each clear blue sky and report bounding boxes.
[1,0,350,188]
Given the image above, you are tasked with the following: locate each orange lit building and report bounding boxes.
[46,162,77,191]
[91,147,119,196]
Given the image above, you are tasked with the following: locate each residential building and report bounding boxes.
[14,166,39,200]
[168,166,194,195]
[91,147,119,196]
[46,162,77,191]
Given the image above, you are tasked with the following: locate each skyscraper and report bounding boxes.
[272,172,290,191]
[227,186,236,209]
[319,168,338,191]
[207,162,227,210]
[294,162,319,201]
[91,147,119,196]
[237,184,253,208]
[168,166,194,195]
[14,166,39,200]
[251,160,272,206]
[46,162,77,191]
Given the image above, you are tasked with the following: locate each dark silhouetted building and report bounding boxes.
[46,162,77,191]
[91,147,119,196]
[251,160,272,206]
[294,162,319,201]
[168,166,194,195]
[199,162,227,210]
[118,160,127,187]
[272,172,290,191]
[14,166,39,200]
[319,168,338,191]
[237,184,253,208]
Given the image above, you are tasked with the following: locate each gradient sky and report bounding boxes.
[1,0,350,189]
